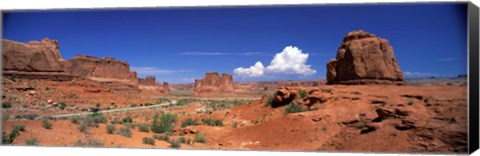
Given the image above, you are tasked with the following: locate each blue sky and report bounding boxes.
[2,3,467,84]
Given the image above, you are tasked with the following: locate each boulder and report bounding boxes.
[271,87,297,108]
[326,30,406,85]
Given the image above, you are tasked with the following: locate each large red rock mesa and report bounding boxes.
[2,38,73,80]
[2,38,140,91]
[326,30,406,85]
[65,55,138,81]
[194,72,235,96]
[64,55,139,92]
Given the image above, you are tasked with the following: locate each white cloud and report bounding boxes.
[435,57,464,62]
[233,46,317,78]
[265,46,316,75]
[404,71,435,77]
[234,61,265,77]
[131,67,191,74]
[178,51,263,56]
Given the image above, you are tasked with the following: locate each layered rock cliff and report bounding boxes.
[194,72,235,96]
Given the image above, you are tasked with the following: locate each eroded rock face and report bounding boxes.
[2,38,65,72]
[138,76,169,94]
[163,82,170,92]
[65,55,137,81]
[326,30,405,85]
[194,72,235,96]
[139,76,157,85]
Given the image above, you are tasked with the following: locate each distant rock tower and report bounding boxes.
[326,30,406,85]
[193,72,235,96]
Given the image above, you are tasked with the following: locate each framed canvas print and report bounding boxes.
[1,0,479,155]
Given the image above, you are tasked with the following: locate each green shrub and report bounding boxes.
[79,122,88,132]
[119,127,132,137]
[153,134,170,142]
[138,123,150,132]
[2,124,24,144]
[74,139,104,147]
[202,118,223,127]
[284,104,304,114]
[2,102,12,108]
[152,134,161,140]
[3,115,10,121]
[110,118,122,124]
[169,139,181,148]
[15,125,26,132]
[408,101,414,105]
[122,116,133,123]
[42,119,52,129]
[264,95,274,106]
[71,116,81,124]
[79,117,95,133]
[299,89,308,98]
[194,133,207,143]
[181,118,199,127]
[178,137,186,143]
[323,88,333,93]
[106,125,116,134]
[123,122,136,129]
[91,112,107,124]
[142,137,155,145]
[25,137,38,145]
[58,102,67,110]
[151,113,177,133]
[232,121,238,128]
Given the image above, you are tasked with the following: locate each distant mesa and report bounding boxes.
[194,72,235,96]
[138,75,170,94]
[163,82,170,92]
[326,30,406,85]
[139,76,157,86]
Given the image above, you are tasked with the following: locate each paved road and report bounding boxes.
[45,100,177,119]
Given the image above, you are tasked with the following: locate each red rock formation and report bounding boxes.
[326,30,406,85]
[2,38,65,72]
[139,76,157,86]
[63,55,139,92]
[163,82,170,92]
[194,72,235,96]
[138,76,169,94]
[2,38,75,81]
[3,38,140,91]
[65,55,138,82]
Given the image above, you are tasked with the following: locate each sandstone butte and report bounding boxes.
[1,38,148,92]
[193,72,235,96]
[2,38,64,72]
[138,76,170,93]
[326,30,406,85]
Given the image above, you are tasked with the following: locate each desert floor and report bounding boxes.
[1,78,468,153]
